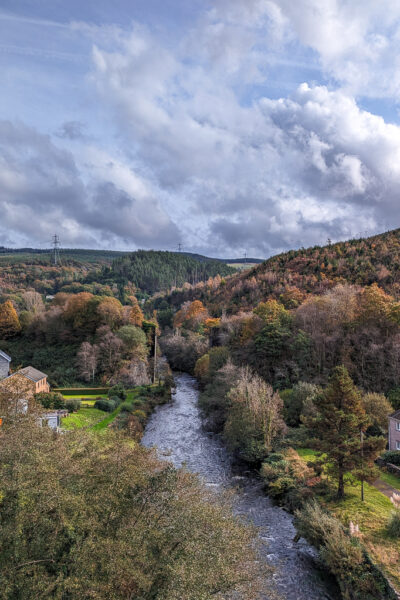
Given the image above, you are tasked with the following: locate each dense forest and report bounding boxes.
[158,228,400,314]
[0,248,238,299]
[95,250,236,295]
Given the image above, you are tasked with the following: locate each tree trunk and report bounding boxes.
[337,471,345,499]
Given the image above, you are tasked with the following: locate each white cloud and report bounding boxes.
[89,15,400,255]
[0,120,179,249]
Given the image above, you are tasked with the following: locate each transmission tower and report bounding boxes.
[51,234,61,266]
[178,242,183,252]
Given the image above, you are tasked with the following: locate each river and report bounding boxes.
[142,372,339,600]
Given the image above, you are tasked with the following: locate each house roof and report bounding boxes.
[18,366,48,382]
[0,350,11,362]
[390,410,400,420]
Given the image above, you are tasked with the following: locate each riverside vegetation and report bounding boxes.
[0,253,267,599]
[3,230,400,598]
[159,229,400,598]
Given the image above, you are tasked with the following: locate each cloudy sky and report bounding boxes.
[2,0,400,258]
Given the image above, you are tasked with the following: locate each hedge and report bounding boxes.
[54,388,110,396]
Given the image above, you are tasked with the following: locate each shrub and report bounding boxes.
[64,399,81,413]
[268,476,296,500]
[109,395,123,407]
[108,384,127,401]
[35,392,65,410]
[381,450,400,466]
[132,409,147,424]
[94,398,116,412]
[294,501,396,600]
[118,401,133,413]
[387,511,400,537]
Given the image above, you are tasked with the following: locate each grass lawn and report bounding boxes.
[92,407,122,431]
[91,389,145,431]
[297,447,400,590]
[379,470,400,491]
[61,408,107,430]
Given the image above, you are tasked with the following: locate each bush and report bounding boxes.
[118,401,133,413]
[381,450,400,466]
[64,399,81,413]
[35,392,65,410]
[108,384,126,401]
[387,511,400,537]
[294,501,397,600]
[132,409,147,424]
[94,398,116,412]
[109,395,123,407]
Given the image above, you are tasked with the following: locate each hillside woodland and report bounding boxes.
[0,249,236,300]
[158,231,400,597]
[157,229,400,395]
[0,291,158,387]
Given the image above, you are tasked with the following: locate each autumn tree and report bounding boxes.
[96,327,124,374]
[305,366,385,498]
[77,341,98,382]
[22,291,44,314]
[97,296,123,329]
[224,368,287,463]
[127,295,144,327]
[0,417,263,599]
[0,300,21,338]
[173,300,209,331]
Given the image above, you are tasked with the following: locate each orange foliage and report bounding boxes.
[173,300,209,330]
[128,296,144,327]
[0,300,21,338]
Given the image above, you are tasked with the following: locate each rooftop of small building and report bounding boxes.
[0,350,11,362]
[18,366,48,382]
[390,409,400,420]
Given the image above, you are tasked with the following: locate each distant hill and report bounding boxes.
[179,252,263,264]
[94,250,237,295]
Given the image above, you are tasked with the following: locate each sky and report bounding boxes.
[2,1,400,258]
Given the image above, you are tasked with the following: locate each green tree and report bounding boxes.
[305,366,385,498]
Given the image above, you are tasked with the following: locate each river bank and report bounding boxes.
[142,372,339,600]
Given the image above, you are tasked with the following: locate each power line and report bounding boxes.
[51,234,61,266]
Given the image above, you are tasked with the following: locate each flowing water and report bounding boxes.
[142,373,339,600]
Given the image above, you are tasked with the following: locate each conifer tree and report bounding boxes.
[306,365,385,498]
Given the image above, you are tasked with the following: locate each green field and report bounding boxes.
[61,408,107,430]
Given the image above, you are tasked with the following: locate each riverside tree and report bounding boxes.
[0,415,264,600]
[224,367,286,463]
[305,365,385,498]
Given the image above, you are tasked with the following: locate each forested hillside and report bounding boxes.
[157,228,400,314]
[158,229,400,594]
[0,248,237,299]
[95,250,236,295]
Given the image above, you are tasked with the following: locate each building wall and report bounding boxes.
[0,356,10,379]
[388,417,400,450]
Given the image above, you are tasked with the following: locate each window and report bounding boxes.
[396,422,400,431]
[396,441,400,450]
